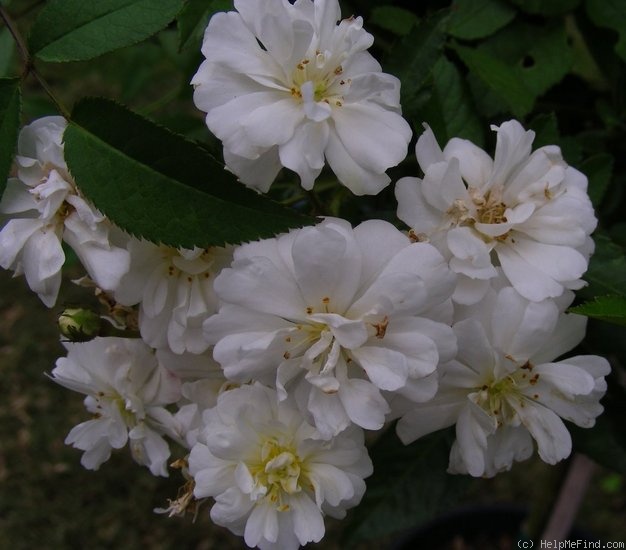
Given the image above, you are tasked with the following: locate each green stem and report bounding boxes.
[0,5,71,119]
[32,70,72,119]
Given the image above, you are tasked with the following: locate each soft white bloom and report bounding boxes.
[192,0,412,195]
[188,383,372,550]
[156,347,226,382]
[0,116,130,307]
[396,287,610,477]
[155,348,232,449]
[151,380,226,451]
[51,337,182,476]
[395,120,597,304]
[204,218,457,438]
[115,239,233,354]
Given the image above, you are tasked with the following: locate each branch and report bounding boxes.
[0,5,71,119]
[0,5,31,69]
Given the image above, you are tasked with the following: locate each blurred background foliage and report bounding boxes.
[1,0,626,548]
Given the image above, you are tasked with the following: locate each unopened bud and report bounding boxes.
[58,308,102,342]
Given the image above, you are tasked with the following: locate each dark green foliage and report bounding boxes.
[418,56,484,146]
[446,0,516,40]
[580,234,626,300]
[64,98,314,248]
[0,77,20,194]
[570,415,626,474]
[476,20,574,99]
[384,13,447,123]
[1,0,626,546]
[370,6,419,36]
[29,0,185,62]
[454,43,534,117]
[580,153,614,208]
[570,296,626,327]
[586,0,626,62]
[177,0,232,50]
[342,429,470,547]
[507,0,581,16]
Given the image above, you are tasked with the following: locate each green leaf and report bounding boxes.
[342,428,470,546]
[370,6,419,37]
[565,14,610,91]
[527,112,581,165]
[609,223,626,250]
[586,0,626,62]
[0,28,15,77]
[507,0,581,16]
[0,78,21,196]
[466,75,508,118]
[465,22,574,119]
[385,13,447,121]
[579,153,614,208]
[29,0,185,62]
[477,21,574,98]
[570,296,626,326]
[446,0,516,40]
[454,43,534,117]
[64,98,313,248]
[580,233,626,300]
[528,112,560,147]
[418,57,484,147]
[177,0,232,50]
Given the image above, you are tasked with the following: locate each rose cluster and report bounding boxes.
[0,1,610,549]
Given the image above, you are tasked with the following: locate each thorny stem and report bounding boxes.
[0,5,71,119]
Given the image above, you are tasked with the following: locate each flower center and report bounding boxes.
[250,438,305,511]
[476,200,507,225]
[281,299,385,392]
[53,201,74,224]
[289,52,349,107]
[162,246,219,282]
[474,376,518,426]
[94,392,138,427]
[470,187,508,225]
[445,186,511,242]
[300,320,343,380]
[473,359,539,427]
